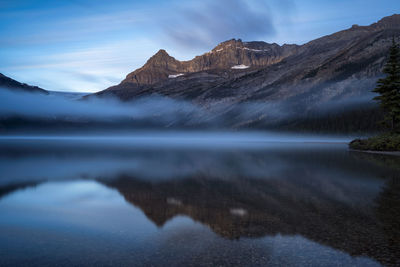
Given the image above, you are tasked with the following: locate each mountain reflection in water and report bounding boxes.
[0,137,399,266]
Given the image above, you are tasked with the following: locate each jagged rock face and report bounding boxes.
[124,49,184,85]
[98,14,400,109]
[186,39,298,72]
[0,73,47,94]
[122,39,298,85]
[371,14,400,29]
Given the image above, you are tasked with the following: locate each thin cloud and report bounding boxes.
[2,39,159,92]
[162,0,294,49]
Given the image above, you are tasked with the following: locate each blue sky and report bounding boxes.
[0,0,399,92]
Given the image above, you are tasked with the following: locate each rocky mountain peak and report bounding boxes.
[152,49,171,59]
[212,38,243,51]
[145,49,178,66]
[155,48,168,55]
[120,37,297,86]
[120,49,184,85]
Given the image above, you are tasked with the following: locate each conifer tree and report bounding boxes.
[373,38,400,131]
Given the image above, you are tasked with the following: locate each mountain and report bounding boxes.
[120,39,298,86]
[97,39,300,101]
[0,73,47,94]
[91,15,400,132]
[96,15,400,107]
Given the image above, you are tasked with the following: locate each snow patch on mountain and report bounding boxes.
[242,47,267,52]
[230,208,248,216]
[231,65,250,69]
[168,74,184,78]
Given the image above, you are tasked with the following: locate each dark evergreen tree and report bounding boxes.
[373,38,400,131]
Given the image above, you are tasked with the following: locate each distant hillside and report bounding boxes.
[0,73,47,94]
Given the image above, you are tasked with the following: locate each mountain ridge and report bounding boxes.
[0,73,47,94]
[97,14,400,106]
[120,38,298,86]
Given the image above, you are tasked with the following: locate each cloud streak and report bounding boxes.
[163,0,279,49]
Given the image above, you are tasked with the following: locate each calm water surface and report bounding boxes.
[0,134,399,266]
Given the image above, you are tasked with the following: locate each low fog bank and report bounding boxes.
[0,87,214,132]
[0,87,382,134]
[0,131,354,145]
[0,136,359,187]
[0,87,205,122]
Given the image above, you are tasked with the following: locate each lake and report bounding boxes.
[0,133,399,266]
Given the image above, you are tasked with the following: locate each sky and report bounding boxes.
[0,0,399,93]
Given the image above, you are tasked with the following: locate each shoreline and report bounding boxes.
[349,149,400,156]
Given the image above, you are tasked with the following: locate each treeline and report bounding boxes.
[272,105,385,134]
